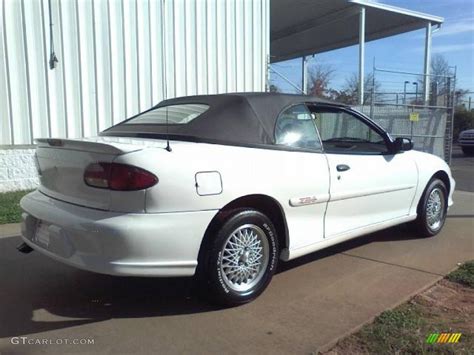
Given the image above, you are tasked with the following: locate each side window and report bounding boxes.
[311,108,388,154]
[275,104,322,150]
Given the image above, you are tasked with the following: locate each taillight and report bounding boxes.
[84,163,158,191]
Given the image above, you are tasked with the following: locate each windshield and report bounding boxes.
[124,104,209,125]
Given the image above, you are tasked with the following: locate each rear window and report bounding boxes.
[124,104,209,125]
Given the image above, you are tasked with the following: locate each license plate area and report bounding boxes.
[34,220,50,247]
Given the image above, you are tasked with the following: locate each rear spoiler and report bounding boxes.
[35,138,142,155]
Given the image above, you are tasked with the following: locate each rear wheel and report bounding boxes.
[413,178,448,237]
[200,209,279,306]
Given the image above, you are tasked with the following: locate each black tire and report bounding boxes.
[413,178,448,237]
[461,146,474,156]
[199,209,279,306]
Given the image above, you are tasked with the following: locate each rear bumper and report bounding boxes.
[20,190,217,277]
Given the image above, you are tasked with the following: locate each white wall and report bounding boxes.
[0,0,270,145]
[0,147,39,192]
[0,0,270,191]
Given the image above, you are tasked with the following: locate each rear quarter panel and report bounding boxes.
[114,141,331,250]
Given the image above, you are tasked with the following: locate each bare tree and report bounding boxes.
[418,54,452,103]
[307,63,335,98]
[339,72,381,105]
[421,54,468,107]
[430,54,451,94]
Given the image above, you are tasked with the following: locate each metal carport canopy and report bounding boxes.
[270,0,444,63]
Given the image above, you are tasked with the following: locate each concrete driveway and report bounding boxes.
[0,156,472,354]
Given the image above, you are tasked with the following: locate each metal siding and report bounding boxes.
[252,0,262,90]
[137,0,152,110]
[226,0,236,92]
[109,0,126,124]
[185,0,197,96]
[5,0,30,144]
[47,0,67,139]
[217,0,226,93]
[262,0,268,90]
[60,0,82,138]
[0,0,12,144]
[173,0,187,97]
[0,0,269,145]
[235,0,245,92]
[123,0,140,116]
[29,0,50,139]
[94,0,113,131]
[206,0,217,94]
[164,0,175,98]
[196,1,208,94]
[77,0,97,137]
[244,0,252,91]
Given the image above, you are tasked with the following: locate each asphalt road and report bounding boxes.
[0,153,472,354]
[451,145,474,192]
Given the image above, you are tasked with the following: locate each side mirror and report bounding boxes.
[393,137,413,153]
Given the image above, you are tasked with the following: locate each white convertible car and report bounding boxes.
[19,93,455,305]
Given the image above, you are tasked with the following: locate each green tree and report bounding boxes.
[453,110,474,140]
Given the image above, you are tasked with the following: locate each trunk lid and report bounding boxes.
[35,137,165,210]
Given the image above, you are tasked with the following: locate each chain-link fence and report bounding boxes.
[356,104,449,160]
[368,66,456,163]
[371,67,456,107]
[269,62,456,163]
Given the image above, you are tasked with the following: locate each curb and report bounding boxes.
[0,223,20,238]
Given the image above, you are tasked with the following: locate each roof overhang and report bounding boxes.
[270,0,444,63]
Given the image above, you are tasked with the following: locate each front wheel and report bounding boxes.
[200,209,279,306]
[413,178,448,237]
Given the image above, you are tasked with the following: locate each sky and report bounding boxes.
[270,0,474,104]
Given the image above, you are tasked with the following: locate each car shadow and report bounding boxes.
[277,223,420,273]
[0,223,423,338]
[0,235,225,339]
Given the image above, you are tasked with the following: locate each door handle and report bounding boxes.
[336,164,350,172]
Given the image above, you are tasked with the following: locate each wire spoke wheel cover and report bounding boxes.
[220,224,270,292]
[426,187,445,230]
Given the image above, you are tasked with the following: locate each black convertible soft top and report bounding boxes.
[101,93,347,146]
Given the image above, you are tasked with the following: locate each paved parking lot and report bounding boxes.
[0,153,472,354]
[451,145,474,192]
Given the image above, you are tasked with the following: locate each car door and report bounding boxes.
[308,105,418,238]
[274,104,330,251]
